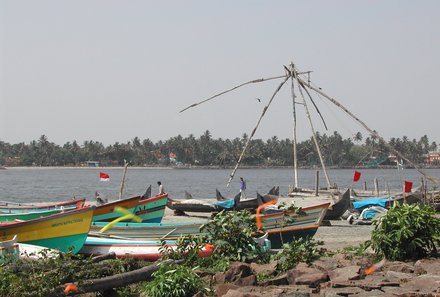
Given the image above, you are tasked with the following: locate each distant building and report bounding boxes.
[425,151,440,165]
[85,161,100,167]
[169,152,177,163]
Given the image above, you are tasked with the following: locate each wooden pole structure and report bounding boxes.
[298,76,435,182]
[374,178,379,196]
[118,160,129,200]
[294,67,332,189]
[226,75,290,187]
[180,75,286,113]
[290,76,299,189]
[315,170,320,196]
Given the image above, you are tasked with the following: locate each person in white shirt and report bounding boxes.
[157,181,165,195]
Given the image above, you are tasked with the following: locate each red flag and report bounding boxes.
[353,170,361,182]
[404,181,413,193]
[99,172,110,181]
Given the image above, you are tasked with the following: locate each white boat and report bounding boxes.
[0,235,60,260]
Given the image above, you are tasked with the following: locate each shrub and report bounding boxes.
[201,210,268,263]
[370,203,440,261]
[140,264,207,297]
[274,237,326,272]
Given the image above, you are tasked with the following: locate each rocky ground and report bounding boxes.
[209,256,440,297]
[164,210,440,296]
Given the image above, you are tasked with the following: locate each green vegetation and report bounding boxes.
[0,131,437,167]
[370,203,440,261]
[201,210,269,263]
[140,264,208,297]
[274,237,326,272]
[3,204,440,295]
[0,251,144,297]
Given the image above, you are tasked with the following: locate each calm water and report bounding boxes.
[0,167,439,203]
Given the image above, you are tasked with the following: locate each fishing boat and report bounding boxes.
[0,206,95,254]
[90,202,329,249]
[216,186,279,210]
[0,235,60,260]
[0,206,81,223]
[284,188,351,220]
[134,194,169,223]
[93,194,168,223]
[166,187,279,214]
[79,234,214,260]
[0,198,86,214]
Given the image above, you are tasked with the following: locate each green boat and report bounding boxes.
[0,208,69,223]
[92,194,168,223]
[91,202,330,249]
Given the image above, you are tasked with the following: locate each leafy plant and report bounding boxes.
[274,237,326,272]
[340,241,372,257]
[0,251,145,296]
[370,203,440,261]
[140,263,207,297]
[201,210,268,263]
[159,235,207,266]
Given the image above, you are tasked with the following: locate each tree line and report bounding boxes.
[0,131,437,167]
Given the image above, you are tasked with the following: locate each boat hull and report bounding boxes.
[79,236,214,260]
[0,199,85,214]
[92,194,168,223]
[92,202,329,249]
[0,206,95,254]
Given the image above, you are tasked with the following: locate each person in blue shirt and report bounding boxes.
[239,177,247,199]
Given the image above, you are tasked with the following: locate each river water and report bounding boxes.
[0,167,439,203]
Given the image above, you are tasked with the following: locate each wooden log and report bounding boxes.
[92,252,116,263]
[47,259,179,297]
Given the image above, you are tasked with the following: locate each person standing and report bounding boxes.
[157,181,165,195]
[239,177,246,199]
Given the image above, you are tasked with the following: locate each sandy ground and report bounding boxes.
[161,208,373,252]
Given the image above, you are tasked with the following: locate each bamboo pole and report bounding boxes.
[294,69,332,189]
[298,77,435,182]
[118,160,129,200]
[226,75,290,187]
[180,75,287,113]
[290,74,299,189]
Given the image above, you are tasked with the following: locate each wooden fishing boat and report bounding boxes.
[90,221,209,240]
[0,198,85,214]
[260,202,330,248]
[79,234,214,260]
[93,196,141,222]
[0,207,81,223]
[166,197,218,213]
[216,186,279,211]
[0,206,95,254]
[285,188,350,220]
[93,194,168,223]
[91,202,330,249]
[166,187,279,213]
[135,194,169,223]
[0,235,60,260]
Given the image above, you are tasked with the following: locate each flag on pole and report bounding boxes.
[404,181,413,193]
[100,172,110,181]
[353,170,361,182]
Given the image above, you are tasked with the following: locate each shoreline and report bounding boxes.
[2,166,440,170]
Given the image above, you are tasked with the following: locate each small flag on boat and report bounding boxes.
[404,181,413,193]
[99,172,110,181]
[353,170,361,182]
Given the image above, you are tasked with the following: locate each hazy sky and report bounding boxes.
[1,1,439,146]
